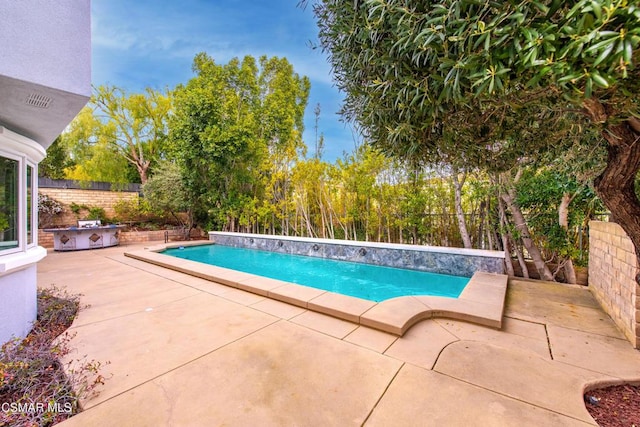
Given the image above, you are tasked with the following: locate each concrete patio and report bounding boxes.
[39,243,640,426]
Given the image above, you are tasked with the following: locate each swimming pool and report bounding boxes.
[163,244,469,302]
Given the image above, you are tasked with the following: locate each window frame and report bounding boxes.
[0,149,40,255]
[26,161,36,248]
[0,150,22,255]
[0,128,47,274]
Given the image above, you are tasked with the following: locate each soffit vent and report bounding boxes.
[25,93,53,109]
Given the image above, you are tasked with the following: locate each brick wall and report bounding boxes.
[39,187,138,227]
[38,230,54,248]
[119,229,188,244]
[589,221,639,348]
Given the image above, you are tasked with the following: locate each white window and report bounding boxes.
[27,163,35,247]
[0,129,47,273]
[0,154,20,253]
[0,151,40,254]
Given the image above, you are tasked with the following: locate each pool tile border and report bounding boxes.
[124,242,508,335]
[210,231,506,277]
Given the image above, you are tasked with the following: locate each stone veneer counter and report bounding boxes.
[44,225,125,251]
[209,232,505,277]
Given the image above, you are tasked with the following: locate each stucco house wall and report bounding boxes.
[0,0,91,344]
[0,267,38,342]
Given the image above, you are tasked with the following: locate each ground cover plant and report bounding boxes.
[585,384,640,426]
[0,286,108,427]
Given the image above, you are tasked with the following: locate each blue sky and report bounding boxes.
[91,0,357,162]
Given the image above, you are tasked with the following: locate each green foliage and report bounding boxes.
[310,0,638,118]
[69,202,86,215]
[0,213,8,232]
[112,198,156,223]
[92,85,172,184]
[68,203,109,223]
[307,0,638,174]
[283,143,486,246]
[516,168,603,265]
[141,162,190,227]
[169,53,310,230]
[86,207,108,223]
[304,0,640,273]
[62,87,172,184]
[39,136,73,179]
[62,107,132,184]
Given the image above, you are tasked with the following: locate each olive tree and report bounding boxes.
[308,0,640,279]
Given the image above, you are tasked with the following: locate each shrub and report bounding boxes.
[38,194,63,228]
[112,198,155,223]
[112,198,179,228]
[142,162,191,228]
[69,202,87,215]
[68,203,110,224]
[86,207,108,224]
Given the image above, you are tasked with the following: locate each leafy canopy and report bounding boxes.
[309,0,639,159]
[92,85,172,183]
[168,53,310,228]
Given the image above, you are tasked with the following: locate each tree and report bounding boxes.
[334,145,388,240]
[258,56,311,234]
[169,53,309,231]
[309,0,640,278]
[515,167,600,283]
[514,139,606,283]
[142,161,191,229]
[499,168,554,281]
[62,106,134,184]
[450,165,472,249]
[169,54,259,230]
[313,103,325,159]
[39,136,72,179]
[92,85,172,184]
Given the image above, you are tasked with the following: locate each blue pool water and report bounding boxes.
[164,244,469,302]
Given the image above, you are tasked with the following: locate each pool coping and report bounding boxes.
[124,241,508,335]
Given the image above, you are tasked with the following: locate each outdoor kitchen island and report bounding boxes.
[44,220,125,251]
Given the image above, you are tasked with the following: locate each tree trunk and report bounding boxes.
[587,103,640,282]
[511,234,530,279]
[139,167,148,184]
[496,195,516,276]
[500,229,516,277]
[451,167,473,248]
[501,187,554,281]
[497,191,528,277]
[558,192,577,284]
[477,200,486,249]
[319,197,327,238]
[485,195,495,250]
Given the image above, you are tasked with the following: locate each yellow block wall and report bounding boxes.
[589,221,639,348]
[38,187,138,227]
[119,229,188,244]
